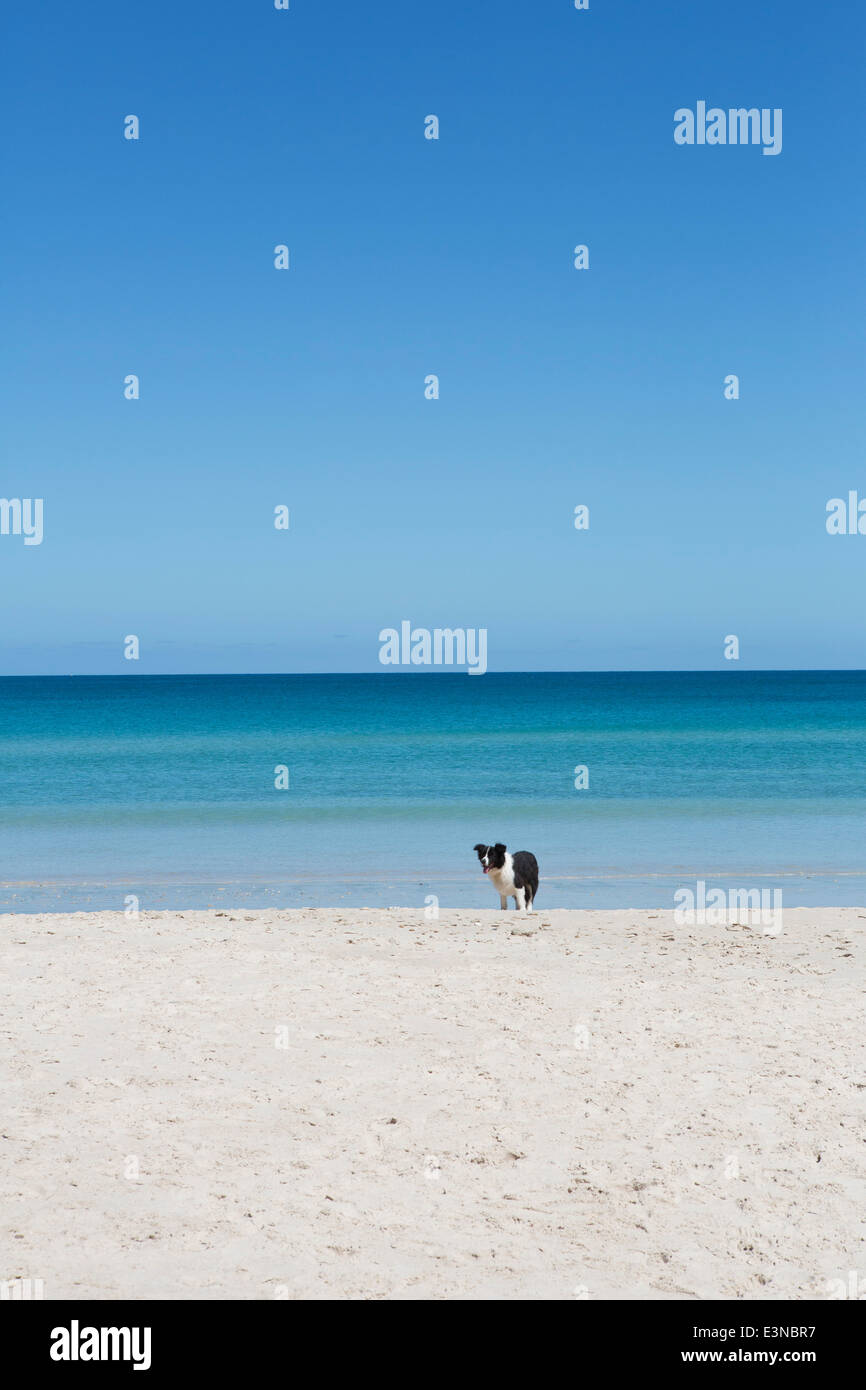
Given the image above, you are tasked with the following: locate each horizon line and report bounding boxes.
[1,668,865,680]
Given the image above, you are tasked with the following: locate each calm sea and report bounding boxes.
[2,671,865,912]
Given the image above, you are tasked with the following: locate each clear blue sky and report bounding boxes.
[2,0,863,674]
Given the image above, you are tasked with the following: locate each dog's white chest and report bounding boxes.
[487,855,516,895]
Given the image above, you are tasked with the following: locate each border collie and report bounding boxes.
[473,843,539,913]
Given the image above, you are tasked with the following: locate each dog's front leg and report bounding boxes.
[499,895,508,911]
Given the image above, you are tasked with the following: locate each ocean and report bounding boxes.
[2,671,865,912]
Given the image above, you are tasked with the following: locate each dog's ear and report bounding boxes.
[494,842,506,852]
[473,843,486,853]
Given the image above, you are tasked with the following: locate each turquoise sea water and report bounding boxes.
[2,671,865,911]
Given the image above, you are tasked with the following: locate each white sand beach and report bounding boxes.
[1,906,863,1301]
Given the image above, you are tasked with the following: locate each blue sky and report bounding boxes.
[1,0,864,674]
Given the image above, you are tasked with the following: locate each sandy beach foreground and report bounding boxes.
[1,906,863,1301]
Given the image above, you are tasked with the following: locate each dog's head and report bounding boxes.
[473,843,507,873]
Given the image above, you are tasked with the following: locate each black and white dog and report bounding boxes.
[473,843,539,913]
